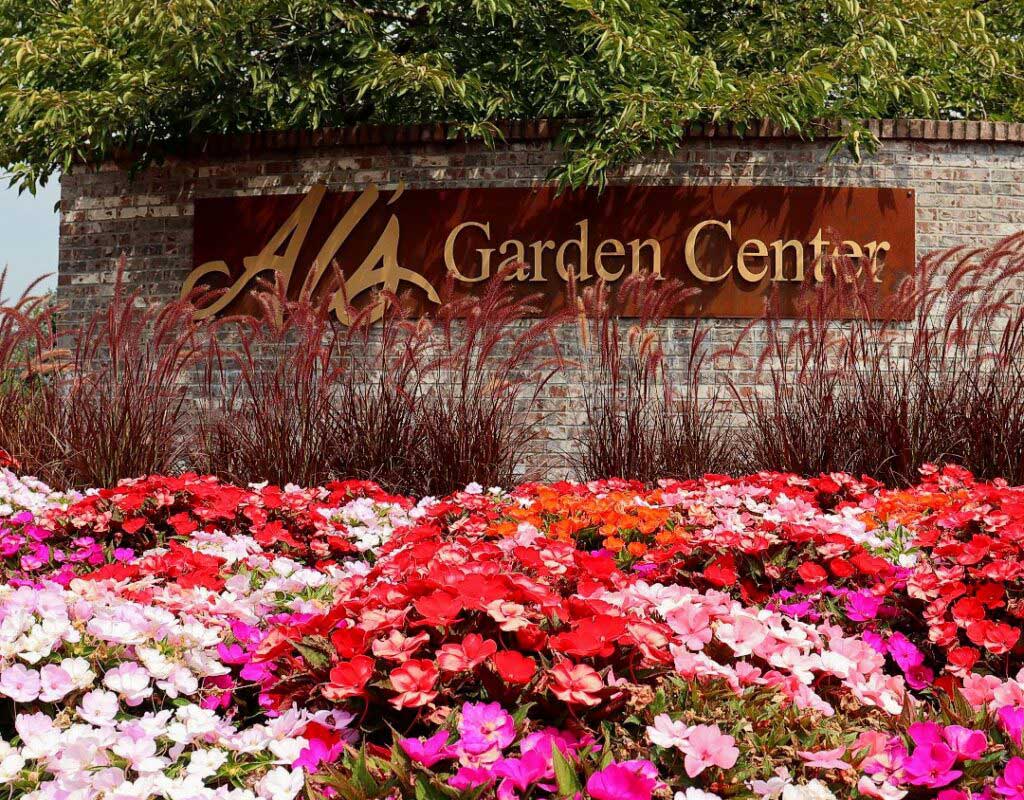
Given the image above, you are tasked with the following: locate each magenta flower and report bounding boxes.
[846,591,884,621]
[400,730,452,768]
[943,725,988,761]
[1000,706,1024,747]
[586,761,661,800]
[448,765,495,791]
[996,757,1024,799]
[492,748,551,799]
[458,701,516,754]
[903,742,963,788]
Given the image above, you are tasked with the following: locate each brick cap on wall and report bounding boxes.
[109,118,1024,162]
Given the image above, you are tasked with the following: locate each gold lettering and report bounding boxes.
[529,240,556,282]
[555,220,592,282]
[811,229,831,281]
[770,239,804,282]
[737,239,769,282]
[863,241,889,283]
[444,221,491,282]
[594,238,626,281]
[833,240,864,283]
[684,219,732,282]
[184,185,326,318]
[498,239,529,281]
[629,238,662,279]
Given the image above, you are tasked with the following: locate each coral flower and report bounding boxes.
[548,660,603,707]
[389,659,439,709]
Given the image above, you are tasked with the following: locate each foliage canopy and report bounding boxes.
[1,0,1023,191]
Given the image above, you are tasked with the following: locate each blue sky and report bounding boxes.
[0,176,60,301]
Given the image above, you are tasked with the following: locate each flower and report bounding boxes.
[389,659,439,709]
[997,758,1024,799]
[647,714,690,750]
[678,724,739,778]
[548,661,602,706]
[586,761,661,800]
[797,746,851,771]
[458,702,516,753]
[492,651,536,684]
[437,634,497,672]
[400,730,451,767]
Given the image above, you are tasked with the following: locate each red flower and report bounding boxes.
[121,517,148,535]
[331,627,369,659]
[704,554,738,588]
[966,620,1020,655]
[796,562,828,587]
[414,591,463,626]
[492,651,536,684]
[323,655,374,701]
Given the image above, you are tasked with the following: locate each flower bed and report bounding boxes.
[3,466,1024,799]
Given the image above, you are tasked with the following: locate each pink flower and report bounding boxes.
[647,714,689,750]
[372,630,430,662]
[942,725,987,761]
[797,746,851,771]
[665,604,712,651]
[437,634,497,673]
[586,761,661,800]
[678,725,739,778]
[38,664,73,703]
[548,661,602,707]
[0,664,40,702]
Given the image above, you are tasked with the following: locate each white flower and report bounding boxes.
[782,781,838,800]
[0,749,25,781]
[187,748,229,780]
[79,689,120,726]
[675,790,722,800]
[257,767,304,800]
[14,712,58,760]
[61,656,97,690]
[104,662,153,706]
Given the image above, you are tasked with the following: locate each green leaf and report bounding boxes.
[551,745,583,798]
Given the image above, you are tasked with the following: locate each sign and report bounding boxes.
[185,183,916,322]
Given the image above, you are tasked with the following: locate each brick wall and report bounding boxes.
[57,122,1024,478]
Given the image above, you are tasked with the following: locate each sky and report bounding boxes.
[0,176,60,301]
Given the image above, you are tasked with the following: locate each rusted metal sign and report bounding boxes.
[187,183,916,321]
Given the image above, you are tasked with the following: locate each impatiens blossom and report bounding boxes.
[389,659,439,708]
[678,724,740,778]
[586,760,662,800]
[548,661,603,706]
[6,465,1024,799]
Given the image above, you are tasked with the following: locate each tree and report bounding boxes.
[1,0,1022,192]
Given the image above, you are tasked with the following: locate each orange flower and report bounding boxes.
[627,541,647,557]
[603,536,624,553]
